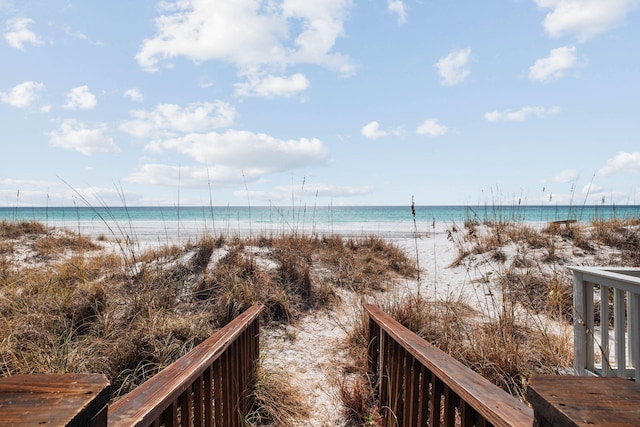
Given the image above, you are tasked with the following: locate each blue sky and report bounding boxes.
[1,0,639,207]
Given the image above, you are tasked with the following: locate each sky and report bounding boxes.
[1,0,639,207]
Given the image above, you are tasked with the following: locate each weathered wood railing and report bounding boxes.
[108,305,264,427]
[364,304,533,427]
[570,266,640,381]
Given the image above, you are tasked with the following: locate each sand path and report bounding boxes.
[260,230,465,425]
[261,287,361,426]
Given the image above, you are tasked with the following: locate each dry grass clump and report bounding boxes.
[0,219,49,238]
[245,361,309,426]
[0,223,416,410]
[338,374,381,426]
[591,218,640,265]
[194,233,415,325]
[0,220,99,260]
[499,268,573,322]
[316,235,417,292]
[454,311,572,400]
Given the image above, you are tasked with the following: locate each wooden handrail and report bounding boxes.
[108,305,264,427]
[364,304,533,427]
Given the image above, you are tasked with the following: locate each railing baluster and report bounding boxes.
[169,400,178,427]
[108,305,264,427]
[443,384,456,427]
[406,355,420,427]
[181,385,193,426]
[230,339,240,427]
[364,304,532,426]
[380,330,390,422]
[429,375,442,427]
[194,374,204,427]
[397,345,408,425]
[388,341,401,424]
[600,285,610,376]
[585,281,595,372]
[369,318,380,380]
[204,366,213,427]
[417,365,430,426]
[615,288,626,377]
[460,400,474,427]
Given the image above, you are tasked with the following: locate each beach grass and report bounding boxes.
[0,215,639,425]
[0,222,414,414]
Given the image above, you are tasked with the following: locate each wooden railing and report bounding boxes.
[108,305,264,427]
[570,266,640,381]
[364,304,533,427]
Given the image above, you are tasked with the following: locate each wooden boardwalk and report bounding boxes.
[2,304,640,426]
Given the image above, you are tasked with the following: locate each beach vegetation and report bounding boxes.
[0,213,638,425]
[0,223,414,410]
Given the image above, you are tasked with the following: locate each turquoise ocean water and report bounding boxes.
[1,204,639,224]
[1,205,639,241]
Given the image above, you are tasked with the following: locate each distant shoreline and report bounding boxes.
[2,204,638,225]
[2,204,640,244]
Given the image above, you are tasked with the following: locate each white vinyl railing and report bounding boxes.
[570,266,640,381]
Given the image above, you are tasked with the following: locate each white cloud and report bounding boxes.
[120,101,236,139]
[484,106,561,122]
[0,1,12,12]
[387,0,407,25]
[136,0,354,78]
[40,104,51,113]
[533,0,638,41]
[598,151,640,176]
[288,183,374,197]
[4,17,43,50]
[235,73,310,98]
[63,25,88,41]
[0,81,44,108]
[361,121,389,139]
[549,169,579,183]
[64,85,97,110]
[582,182,603,194]
[199,76,214,88]
[124,88,144,102]
[126,164,254,187]
[48,119,120,156]
[435,48,471,86]
[147,130,328,173]
[528,46,578,82]
[238,183,374,202]
[416,118,448,137]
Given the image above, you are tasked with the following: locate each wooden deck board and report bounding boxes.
[528,375,640,427]
[0,373,110,426]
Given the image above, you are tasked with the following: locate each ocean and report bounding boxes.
[1,205,639,242]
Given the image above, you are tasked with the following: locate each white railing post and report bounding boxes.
[585,281,594,372]
[573,270,587,375]
[631,293,640,382]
